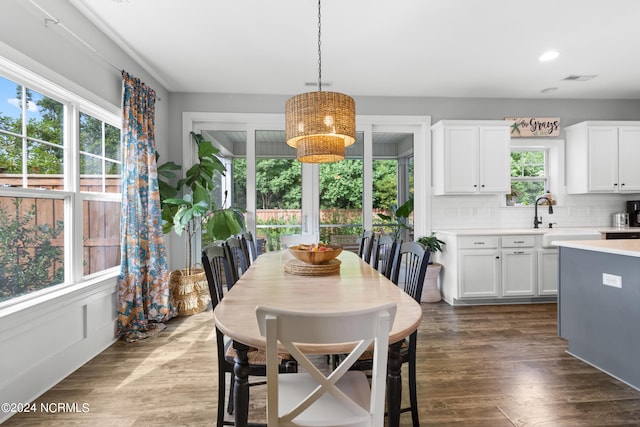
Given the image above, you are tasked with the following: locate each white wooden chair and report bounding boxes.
[255,303,397,427]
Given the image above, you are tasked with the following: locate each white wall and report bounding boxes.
[0,277,117,423]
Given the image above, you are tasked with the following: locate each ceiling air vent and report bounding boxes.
[305,81,332,87]
[562,75,598,81]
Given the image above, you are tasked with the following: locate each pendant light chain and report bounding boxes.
[317,0,322,92]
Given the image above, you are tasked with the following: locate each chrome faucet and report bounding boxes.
[534,195,554,228]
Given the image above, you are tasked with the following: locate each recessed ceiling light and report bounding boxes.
[539,50,559,62]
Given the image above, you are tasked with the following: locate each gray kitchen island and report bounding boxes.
[557,239,640,390]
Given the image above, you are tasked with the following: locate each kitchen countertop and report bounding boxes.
[556,239,640,258]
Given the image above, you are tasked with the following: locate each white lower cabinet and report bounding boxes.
[538,249,558,295]
[459,250,501,297]
[437,232,557,305]
[501,249,536,296]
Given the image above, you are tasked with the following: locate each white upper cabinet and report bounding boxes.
[566,121,640,194]
[432,120,512,195]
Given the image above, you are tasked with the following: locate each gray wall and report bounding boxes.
[169,92,640,171]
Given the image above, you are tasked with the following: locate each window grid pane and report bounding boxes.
[0,196,65,302]
[79,111,122,194]
[83,199,120,276]
[508,150,547,206]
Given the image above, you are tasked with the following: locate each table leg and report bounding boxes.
[232,341,250,427]
[387,340,403,427]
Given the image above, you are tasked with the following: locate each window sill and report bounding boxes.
[0,267,120,320]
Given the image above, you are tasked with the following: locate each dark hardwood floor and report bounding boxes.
[4,302,640,426]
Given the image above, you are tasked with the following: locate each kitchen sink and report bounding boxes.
[541,229,602,248]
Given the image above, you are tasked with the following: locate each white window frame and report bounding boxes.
[506,139,565,207]
[0,56,121,309]
[182,113,431,262]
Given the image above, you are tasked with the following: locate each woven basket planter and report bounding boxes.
[170,268,210,316]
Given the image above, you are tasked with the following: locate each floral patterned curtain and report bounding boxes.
[117,72,174,342]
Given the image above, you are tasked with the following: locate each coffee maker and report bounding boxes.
[627,201,640,227]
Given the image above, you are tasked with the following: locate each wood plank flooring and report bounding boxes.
[4,302,640,426]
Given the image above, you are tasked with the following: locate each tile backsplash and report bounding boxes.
[431,192,637,230]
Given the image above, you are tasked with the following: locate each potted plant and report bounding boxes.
[416,232,446,303]
[157,131,245,315]
[377,197,413,241]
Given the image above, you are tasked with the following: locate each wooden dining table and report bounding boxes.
[213,249,423,427]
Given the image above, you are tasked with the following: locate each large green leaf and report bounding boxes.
[192,181,211,207]
[205,208,244,240]
[197,139,221,159]
[157,161,181,178]
[172,206,191,235]
[158,179,178,200]
[223,209,243,236]
[191,200,209,215]
[395,198,414,219]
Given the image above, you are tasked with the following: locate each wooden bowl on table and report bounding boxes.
[288,244,343,265]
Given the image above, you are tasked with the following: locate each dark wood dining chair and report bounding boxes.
[371,235,400,279]
[202,244,297,426]
[388,241,430,427]
[224,236,250,283]
[341,241,429,427]
[241,231,258,262]
[357,230,374,263]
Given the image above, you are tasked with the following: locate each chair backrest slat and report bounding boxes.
[225,236,250,283]
[357,230,374,263]
[371,235,399,279]
[241,231,257,262]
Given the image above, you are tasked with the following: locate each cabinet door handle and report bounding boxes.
[495,256,500,259]
[614,183,618,186]
[513,240,525,244]
[473,184,478,188]
[621,183,626,186]
[473,241,485,245]
[481,184,485,187]
[513,251,525,254]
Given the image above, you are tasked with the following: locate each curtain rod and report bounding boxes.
[25,0,161,101]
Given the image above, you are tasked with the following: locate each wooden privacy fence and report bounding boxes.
[0,175,121,276]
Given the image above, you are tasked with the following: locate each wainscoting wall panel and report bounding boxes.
[0,276,118,424]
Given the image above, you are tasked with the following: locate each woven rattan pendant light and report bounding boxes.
[285,0,355,163]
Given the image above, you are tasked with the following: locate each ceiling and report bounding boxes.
[67,0,640,100]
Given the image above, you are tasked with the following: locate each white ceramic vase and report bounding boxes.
[421,263,442,302]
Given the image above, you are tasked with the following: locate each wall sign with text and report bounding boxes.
[505,117,560,137]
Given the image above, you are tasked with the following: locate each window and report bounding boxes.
[507,149,547,206]
[0,80,64,188]
[0,66,121,305]
[79,112,122,193]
